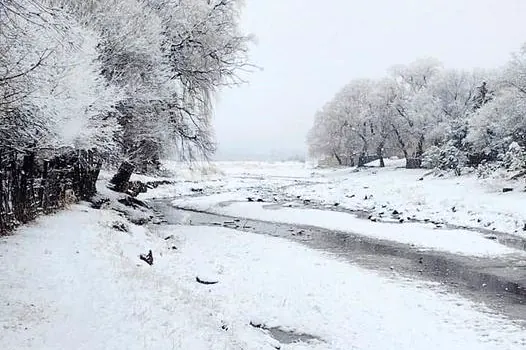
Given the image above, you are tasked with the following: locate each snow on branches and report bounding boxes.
[308,54,526,176]
[1,0,252,171]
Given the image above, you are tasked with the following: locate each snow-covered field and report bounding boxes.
[3,160,526,349]
[2,205,526,349]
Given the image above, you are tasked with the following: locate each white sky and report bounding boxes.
[213,0,526,160]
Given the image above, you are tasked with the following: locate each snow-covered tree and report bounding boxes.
[38,0,252,172]
[388,58,442,167]
[148,0,252,165]
[420,68,495,171]
[466,46,526,170]
[367,79,399,167]
[307,79,379,166]
[0,0,120,155]
[307,108,351,166]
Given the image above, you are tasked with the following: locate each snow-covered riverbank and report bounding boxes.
[2,203,526,349]
[3,161,526,349]
[140,160,526,238]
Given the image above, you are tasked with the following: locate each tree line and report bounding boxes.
[307,48,526,175]
[1,0,251,172]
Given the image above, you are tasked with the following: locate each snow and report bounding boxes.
[5,160,521,348]
[147,160,526,239]
[129,159,526,257]
[283,165,526,237]
[212,160,315,178]
[172,196,523,257]
[135,161,316,201]
[169,225,526,349]
[2,203,526,349]
[0,206,262,349]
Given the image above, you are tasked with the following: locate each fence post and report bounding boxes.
[40,159,49,213]
[0,151,4,233]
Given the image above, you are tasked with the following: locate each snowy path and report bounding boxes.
[2,204,526,349]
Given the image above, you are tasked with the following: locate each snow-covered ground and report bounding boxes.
[141,160,526,242]
[3,160,526,349]
[172,196,523,257]
[129,161,315,201]
[146,160,526,257]
[2,204,526,349]
[284,161,526,237]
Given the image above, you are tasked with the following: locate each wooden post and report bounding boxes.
[40,159,49,212]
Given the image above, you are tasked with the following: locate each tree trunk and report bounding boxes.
[392,126,409,163]
[376,143,385,168]
[416,134,425,159]
[357,136,368,167]
[333,152,343,166]
[358,152,366,167]
[110,161,135,193]
[406,134,425,169]
[406,158,422,169]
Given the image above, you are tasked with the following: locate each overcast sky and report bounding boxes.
[213,0,526,160]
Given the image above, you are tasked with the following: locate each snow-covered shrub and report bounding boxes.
[421,142,468,175]
[421,146,441,169]
[441,142,468,172]
[500,142,526,171]
[476,161,500,178]
[475,142,526,178]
